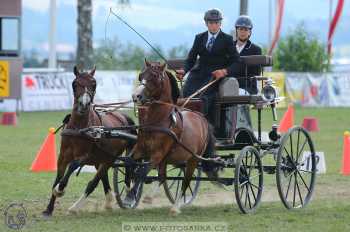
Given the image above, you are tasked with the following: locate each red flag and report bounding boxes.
[328,0,345,56]
[268,0,285,56]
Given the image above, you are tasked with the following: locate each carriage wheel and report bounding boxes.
[276,126,316,209]
[234,146,263,214]
[113,159,143,209]
[163,164,201,205]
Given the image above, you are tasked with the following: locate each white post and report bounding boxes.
[268,0,272,48]
[48,0,57,69]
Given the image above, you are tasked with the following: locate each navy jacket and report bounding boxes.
[227,40,262,94]
[184,31,239,76]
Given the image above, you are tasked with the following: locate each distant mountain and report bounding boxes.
[21,0,350,59]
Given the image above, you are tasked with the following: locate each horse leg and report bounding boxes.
[100,168,115,210]
[170,158,197,215]
[53,160,81,197]
[143,161,166,204]
[42,154,71,217]
[124,162,150,207]
[68,163,108,214]
[142,178,161,204]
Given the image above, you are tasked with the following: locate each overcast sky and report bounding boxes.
[22,0,350,57]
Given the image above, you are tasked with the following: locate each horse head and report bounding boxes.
[72,66,97,115]
[132,59,179,104]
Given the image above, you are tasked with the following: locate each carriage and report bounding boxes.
[81,55,316,214]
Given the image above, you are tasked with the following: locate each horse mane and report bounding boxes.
[165,70,180,103]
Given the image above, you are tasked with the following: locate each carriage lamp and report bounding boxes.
[261,79,278,102]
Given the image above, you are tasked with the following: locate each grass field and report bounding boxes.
[0,107,350,232]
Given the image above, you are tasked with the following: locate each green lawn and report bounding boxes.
[0,108,349,231]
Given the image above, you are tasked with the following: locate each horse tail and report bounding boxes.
[204,122,216,158]
[122,113,138,151]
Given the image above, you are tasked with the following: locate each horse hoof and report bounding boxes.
[104,203,114,211]
[42,210,52,218]
[142,196,153,204]
[169,207,180,216]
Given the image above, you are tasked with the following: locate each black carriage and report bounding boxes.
[84,55,317,214]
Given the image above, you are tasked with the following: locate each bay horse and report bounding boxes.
[129,60,216,215]
[42,66,136,216]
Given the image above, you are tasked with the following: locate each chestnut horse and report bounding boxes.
[42,66,136,216]
[130,60,215,215]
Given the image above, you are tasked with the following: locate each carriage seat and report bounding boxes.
[240,55,273,67]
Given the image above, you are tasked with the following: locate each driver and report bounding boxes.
[176,8,239,125]
[226,15,262,94]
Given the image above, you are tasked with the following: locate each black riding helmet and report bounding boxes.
[204,8,223,22]
[235,15,253,29]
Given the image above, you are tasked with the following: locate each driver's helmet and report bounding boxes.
[235,15,253,29]
[204,8,223,22]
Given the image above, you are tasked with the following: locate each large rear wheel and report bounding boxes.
[276,126,316,209]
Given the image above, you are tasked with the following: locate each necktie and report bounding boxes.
[207,36,215,52]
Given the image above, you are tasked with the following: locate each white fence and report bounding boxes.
[1,70,350,112]
[0,70,137,112]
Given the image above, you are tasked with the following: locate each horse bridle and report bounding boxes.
[138,67,165,103]
[72,78,96,100]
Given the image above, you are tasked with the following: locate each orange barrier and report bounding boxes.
[30,128,57,172]
[341,131,350,176]
[278,104,294,132]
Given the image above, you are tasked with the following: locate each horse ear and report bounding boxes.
[144,58,151,67]
[73,66,80,77]
[89,66,96,77]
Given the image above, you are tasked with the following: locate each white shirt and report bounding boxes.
[236,42,247,54]
[206,30,220,48]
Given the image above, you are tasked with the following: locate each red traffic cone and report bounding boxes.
[1,112,17,126]
[341,131,350,176]
[302,117,319,132]
[30,128,57,172]
[278,104,294,133]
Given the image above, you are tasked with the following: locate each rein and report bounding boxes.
[181,78,220,108]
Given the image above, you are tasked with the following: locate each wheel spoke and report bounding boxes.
[248,153,254,177]
[296,129,301,160]
[296,169,311,193]
[249,173,261,181]
[168,179,177,189]
[246,184,252,209]
[120,186,125,196]
[285,171,293,200]
[240,180,249,187]
[295,176,304,206]
[250,182,261,190]
[248,183,257,202]
[293,173,297,207]
[188,184,194,196]
[167,167,178,173]
[299,169,313,173]
[296,139,308,163]
[290,133,294,161]
[240,183,245,200]
[117,168,126,176]
[175,180,181,200]
[244,184,248,207]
